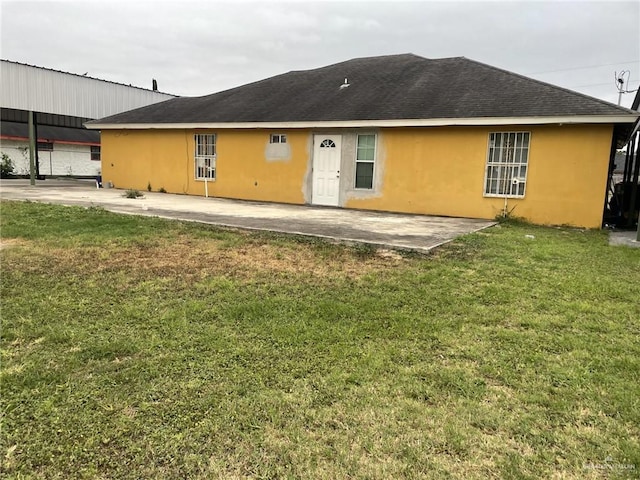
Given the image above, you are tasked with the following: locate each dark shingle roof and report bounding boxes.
[89,54,635,125]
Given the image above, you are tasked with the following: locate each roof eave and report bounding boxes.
[86,114,640,130]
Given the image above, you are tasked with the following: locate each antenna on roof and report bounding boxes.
[152,79,158,91]
[340,77,350,89]
[614,70,638,106]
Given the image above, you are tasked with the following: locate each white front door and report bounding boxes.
[312,135,341,206]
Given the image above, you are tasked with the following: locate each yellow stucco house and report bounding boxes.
[87,54,639,228]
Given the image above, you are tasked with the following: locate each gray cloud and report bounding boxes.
[1,1,638,106]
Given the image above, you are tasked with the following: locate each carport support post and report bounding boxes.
[28,111,36,186]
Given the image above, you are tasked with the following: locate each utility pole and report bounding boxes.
[618,81,623,105]
[28,111,36,185]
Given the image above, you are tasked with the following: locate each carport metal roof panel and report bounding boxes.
[1,60,176,119]
[0,121,100,145]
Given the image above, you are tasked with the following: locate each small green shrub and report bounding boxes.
[352,242,377,257]
[1,153,15,178]
[123,189,144,199]
[158,187,167,193]
[147,182,152,192]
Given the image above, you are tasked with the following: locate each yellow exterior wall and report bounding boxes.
[101,129,310,204]
[102,124,613,229]
[347,124,613,228]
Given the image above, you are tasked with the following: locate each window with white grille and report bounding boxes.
[484,132,530,197]
[195,134,216,180]
[270,134,286,144]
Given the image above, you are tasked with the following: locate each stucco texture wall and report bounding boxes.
[346,124,613,228]
[102,124,613,228]
[101,129,310,204]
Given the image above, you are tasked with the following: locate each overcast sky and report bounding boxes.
[1,0,639,107]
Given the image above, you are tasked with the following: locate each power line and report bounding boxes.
[526,60,640,76]
[567,81,639,89]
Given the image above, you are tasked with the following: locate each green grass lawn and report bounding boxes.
[1,200,639,479]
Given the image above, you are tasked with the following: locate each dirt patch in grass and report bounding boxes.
[0,238,26,250]
[4,203,638,479]
[3,236,406,282]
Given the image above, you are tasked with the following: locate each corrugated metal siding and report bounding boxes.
[1,61,175,119]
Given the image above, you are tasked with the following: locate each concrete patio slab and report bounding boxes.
[609,230,640,248]
[0,179,496,253]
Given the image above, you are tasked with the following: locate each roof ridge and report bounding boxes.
[0,59,178,97]
[459,57,635,114]
[290,53,430,73]
[199,53,432,98]
[433,55,467,61]
[193,68,299,100]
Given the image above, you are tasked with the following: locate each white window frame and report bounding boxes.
[483,131,530,198]
[270,133,287,144]
[194,134,216,181]
[355,133,376,190]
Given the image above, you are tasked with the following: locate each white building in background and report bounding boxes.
[1,138,101,177]
[0,60,175,177]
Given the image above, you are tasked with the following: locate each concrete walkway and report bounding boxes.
[0,179,495,253]
[609,230,640,248]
